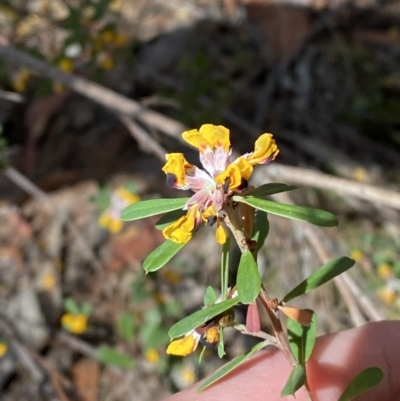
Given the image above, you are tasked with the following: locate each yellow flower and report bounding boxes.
[350,249,363,263]
[99,54,114,70]
[377,264,394,280]
[167,330,202,356]
[13,68,31,92]
[161,124,279,244]
[114,32,127,47]
[100,29,116,44]
[61,313,88,334]
[0,343,7,358]
[99,188,140,234]
[42,272,56,291]
[179,365,196,386]
[58,58,74,73]
[167,291,236,357]
[145,348,160,364]
[378,287,397,305]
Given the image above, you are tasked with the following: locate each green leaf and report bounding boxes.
[81,302,93,316]
[204,286,217,306]
[168,297,240,339]
[280,364,306,397]
[96,345,134,369]
[221,237,230,300]
[245,183,297,198]
[252,210,269,252]
[117,312,136,342]
[217,328,225,358]
[198,340,269,392]
[63,298,80,315]
[237,251,261,304]
[143,240,186,273]
[121,198,189,221]
[338,367,384,401]
[282,257,355,303]
[155,209,187,230]
[233,196,338,227]
[287,311,317,364]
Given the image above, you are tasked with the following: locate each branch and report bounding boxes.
[0,40,186,141]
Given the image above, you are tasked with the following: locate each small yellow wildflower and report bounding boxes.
[101,29,116,44]
[13,68,31,92]
[350,249,363,263]
[42,272,56,291]
[114,32,127,47]
[377,264,394,280]
[378,286,397,305]
[61,313,88,334]
[145,348,160,364]
[0,343,8,358]
[53,82,66,94]
[353,167,367,182]
[99,54,115,70]
[167,289,236,357]
[99,188,140,234]
[161,124,279,245]
[180,365,196,386]
[58,58,74,73]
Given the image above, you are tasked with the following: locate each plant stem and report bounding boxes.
[223,202,315,401]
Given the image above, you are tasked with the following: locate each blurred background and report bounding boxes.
[0,0,400,400]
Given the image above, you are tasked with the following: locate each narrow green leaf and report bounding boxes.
[204,286,217,306]
[245,183,297,198]
[155,209,187,230]
[96,345,134,369]
[121,197,189,221]
[221,237,230,300]
[168,297,240,339]
[217,329,225,358]
[117,312,136,342]
[237,251,261,304]
[282,257,355,303]
[281,364,306,397]
[287,310,317,364]
[233,196,338,227]
[252,210,269,252]
[81,302,93,316]
[338,367,384,401]
[198,340,269,392]
[143,240,185,273]
[63,298,80,315]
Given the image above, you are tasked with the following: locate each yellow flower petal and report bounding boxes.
[205,327,219,344]
[145,348,160,363]
[115,188,140,204]
[216,222,227,245]
[162,153,192,188]
[215,158,253,191]
[162,208,197,244]
[247,133,279,165]
[61,314,88,334]
[0,343,7,358]
[99,212,123,233]
[166,333,199,356]
[182,124,230,152]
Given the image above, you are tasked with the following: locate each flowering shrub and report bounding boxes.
[122,124,383,398]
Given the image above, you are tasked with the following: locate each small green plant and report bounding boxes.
[120,123,383,399]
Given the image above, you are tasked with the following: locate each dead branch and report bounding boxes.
[0,40,186,141]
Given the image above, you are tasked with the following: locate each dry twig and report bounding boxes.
[259,163,400,211]
[0,40,186,141]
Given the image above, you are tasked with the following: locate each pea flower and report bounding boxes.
[167,288,237,357]
[99,188,140,234]
[61,313,88,334]
[162,124,279,244]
